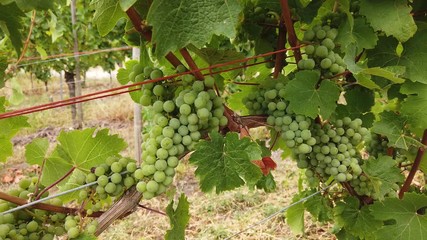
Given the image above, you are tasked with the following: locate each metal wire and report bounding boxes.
[224,184,334,239]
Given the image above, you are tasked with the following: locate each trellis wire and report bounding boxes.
[0,45,303,119]
[224,184,334,239]
[14,46,132,67]
[0,171,129,216]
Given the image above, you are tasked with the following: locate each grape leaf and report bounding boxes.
[400,82,427,132]
[362,155,404,200]
[370,193,427,240]
[119,0,137,11]
[0,56,7,88]
[336,17,378,54]
[25,138,49,165]
[15,0,53,11]
[0,2,25,55]
[189,131,263,193]
[41,128,127,185]
[0,98,29,162]
[255,172,276,193]
[372,111,423,150]
[368,30,427,84]
[147,0,242,58]
[283,70,340,119]
[360,0,417,42]
[90,0,127,36]
[165,194,190,240]
[48,11,65,43]
[286,200,305,235]
[336,86,375,127]
[117,60,138,85]
[304,194,332,222]
[334,197,382,239]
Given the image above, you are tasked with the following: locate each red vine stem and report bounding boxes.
[35,167,76,200]
[137,204,166,216]
[399,129,427,199]
[0,192,103,217]
[125,7,182,68]
[279,0,302,63]
[179,48,204,80]
[16,10,37,65]
[273,18,287,78]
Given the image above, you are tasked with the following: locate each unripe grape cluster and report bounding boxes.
[299,117,369,184]
[365,133,389,158]
[0,178,92,240]
[243,82,317,155]
[299,24,346,77]
[134,65,228,199]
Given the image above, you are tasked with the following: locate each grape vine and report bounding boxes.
[1,0,427,239]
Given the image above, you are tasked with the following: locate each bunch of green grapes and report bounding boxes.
[80,156,138,210]
[365,133,389,158]
[134,65,227,200]
[0,178,86,240]
[296,117,368,185]
[243,81,317,154]
[299,24,346,77]
[349,169,400,199]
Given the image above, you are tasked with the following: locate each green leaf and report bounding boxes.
[15,0,53,11]
[360,0,417,42]
[48,11,65,43]
[90,0,127,36]
[333,197,382,239]
[336,17,378,54]
[304,194,332,222]
[336,86,375,127]
[370,193,427,240]
[372,111,423,150]
[35,46,48,60]
[400,82,427,132]
[191,47,245,66]
[286,200,305,234]
[25,138,49,165]
[165,194,190,240]
[119,0,137,11]
[117,60,138,85]
[42,128,127,185]
[368,30,427,84]
[361,66,405,84]
[189,131,263,193]
[0,2,25,55]
[284,70,341,119]
[147,0,242,57]
[255,173,276,193]
[362,155,404,200]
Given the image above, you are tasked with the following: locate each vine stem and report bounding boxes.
[179,48,204,80]
[138,204,166,216]
[33,158,46,197]
[0,192,103,217]
[279,0,302,63]
[399,129,427,199]
[16,10,37,65]
[125,7,182,68]
[273,18,286,78]
[35,166,76,200]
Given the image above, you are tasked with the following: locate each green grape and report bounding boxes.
[19,178,32,189]
[153,85,165,96]
[303,29,315,41]
[126,162,137,173]
[67,227,80,238]
[94,167,106,177]
[321,38,335,50]
[167,156,179,168]
[192,81,205,92]
[146,180,159,193]
[155,160,168,171]
[188,113,199,125]
[204,76,215,88]
[110,173,122,184]
[143,191,155,200]
[169,118,181,129]
[134,169,144,180]
[197,108,210,119]
[162,127,175,138]
[161,137,173,150]
[152,100,164,113]
[150,69,164,79]
[320,58,332,69]
[97,175,109,187]
[180,104,192,115]
[124,176,135,188]
[111,162,123,173]
[304,59,316,69]
[305,45,315,55]
[163,100,175,113]
[136,182,147,192]
[315,46,329,58]
[141,164,156,176]
[298,144,312,154]
[105,182,117,194]
[316,29,326,39]
[184,92,196,104]
[129,72,137,82]
[154,171,166,183]
[176,65,187,73]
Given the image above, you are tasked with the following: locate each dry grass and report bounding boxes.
[1,73,333,240]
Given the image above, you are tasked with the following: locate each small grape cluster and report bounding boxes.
[80,156,138,210]
[135,65,227,199]
[0,178,90,240]
[299,24,346,77]
[243,82,317,154]
[365,133,389,158]
[297,117,368,184]
[349,168,400,199]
